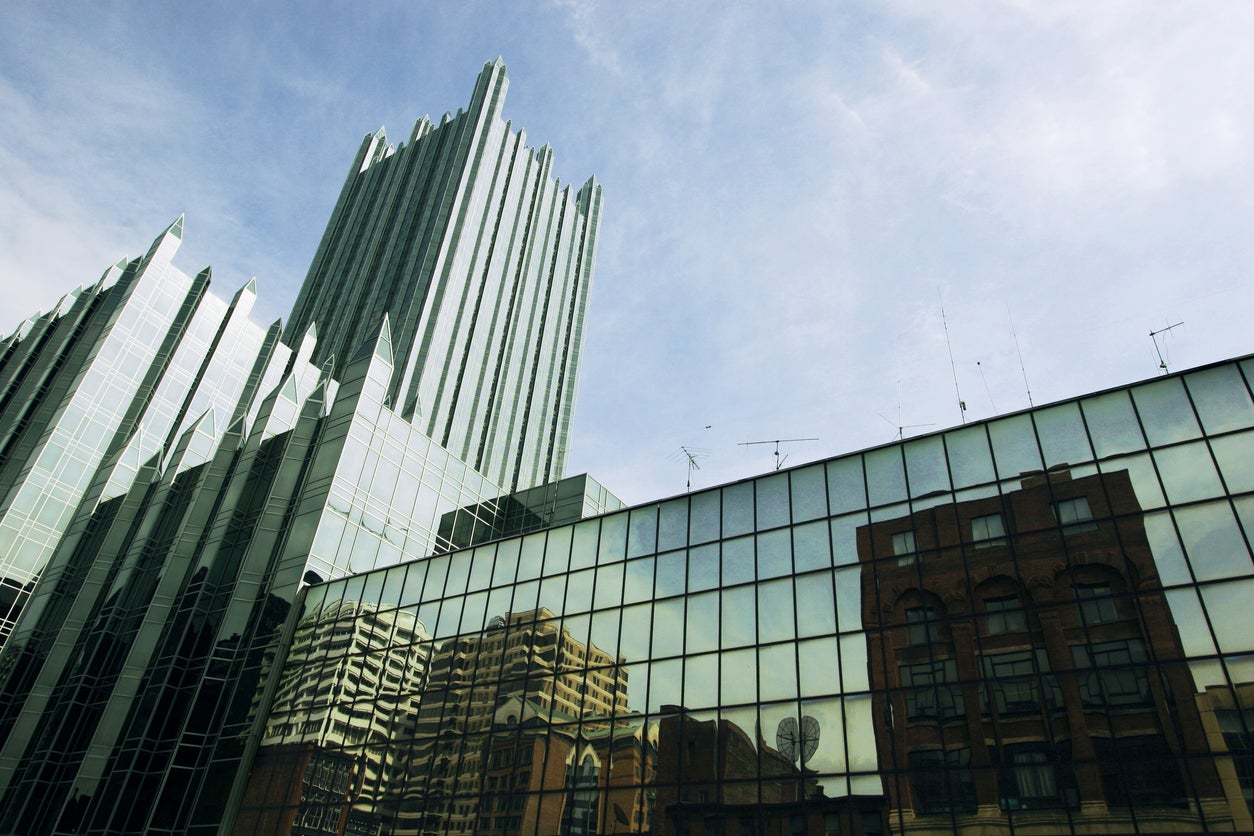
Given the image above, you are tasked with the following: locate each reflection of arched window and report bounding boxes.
[975,578,1028,635]
[561,748,601,835]
[897,591,947,646]
[1064,565,1126,627]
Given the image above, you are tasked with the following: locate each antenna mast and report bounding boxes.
[878,364,933,439]
[738,437,818,471]
[1149,321,1184,374]
[669,446,709,492]
[1007,306,1033,407]
[939,292,967,424]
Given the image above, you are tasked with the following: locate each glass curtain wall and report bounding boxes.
[238,357,1254,836]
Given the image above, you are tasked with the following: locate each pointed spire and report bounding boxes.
[166,409,219,475]
[230,277,258,310]
[295,321,318,368]
[140,215,185,266]
[349,314,392,367]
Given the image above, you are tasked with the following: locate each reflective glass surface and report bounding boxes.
[232,357,1254,834]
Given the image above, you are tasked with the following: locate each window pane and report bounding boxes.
[865,447,907,507]
[1133,377,1202,446]
[790,464,828,522]
[946,425,996,488]
[756,472,791,530]
[722,482,754,538]
[989,414,1043,479]
[827,456,867,514]
[1035,402,1093,467]
[1154,442,1224,504]
[904,436,950,497]
[1083,391,1146,458]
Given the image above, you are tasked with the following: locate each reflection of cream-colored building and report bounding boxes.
[1196,683,1254,829]
[393,608,628,835]
[238,600,431,834]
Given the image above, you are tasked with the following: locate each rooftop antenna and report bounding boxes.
[1149,321,1184,374]
[878,363,933,440]
[668,446,709,492]
[1007,306,1033,407]
[739,437,818,471]
[977,361,997,414]
[939,291,967,424]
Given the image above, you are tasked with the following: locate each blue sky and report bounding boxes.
[3,1,1253,504]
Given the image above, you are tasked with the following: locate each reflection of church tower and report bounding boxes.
[858,467,1238,833]
[393,608,630,834]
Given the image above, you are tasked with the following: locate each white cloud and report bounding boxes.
[2,1,1252,505]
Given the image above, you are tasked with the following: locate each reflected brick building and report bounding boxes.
[859,467,1241,833]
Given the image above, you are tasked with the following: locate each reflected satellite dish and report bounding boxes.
[776,715,821,766]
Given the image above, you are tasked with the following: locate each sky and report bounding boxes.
[3,1,1253,506]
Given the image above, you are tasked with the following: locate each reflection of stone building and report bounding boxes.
[476,696,655,835]
[859,467,1241,833]
[393,608,629,834]
[238,601,431,834]
[654,709,886,836]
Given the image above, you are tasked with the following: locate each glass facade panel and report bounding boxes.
[865,447,907,508]
[1212,432,1254,492]
[1034,401,1093,467]
[722,481,755,539]
[989,413,1043,478]
[904,436,950,498]
[945,424,996,488]
[827,455,867,515]
[1083,390,1146,457]
[1134,377,1203,446]
[790,464,829,522]
[756,472,791,530]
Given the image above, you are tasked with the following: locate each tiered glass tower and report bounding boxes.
[0,61,614,833]
[286,58,601,493]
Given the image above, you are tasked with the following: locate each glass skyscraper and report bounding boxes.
[286,58,602,494]
[0,59,1251,836]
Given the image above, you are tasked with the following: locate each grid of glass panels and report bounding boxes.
[240,357,1254,835]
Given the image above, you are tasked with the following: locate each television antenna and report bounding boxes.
[776,715,821,769]
[1007,306,1033,407]
[738,437,818,471]
[668,446,709,492]
[1149,321,1183,374]
[977,361,997,414]
[879,366,933,440]
[939,292,967,424]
